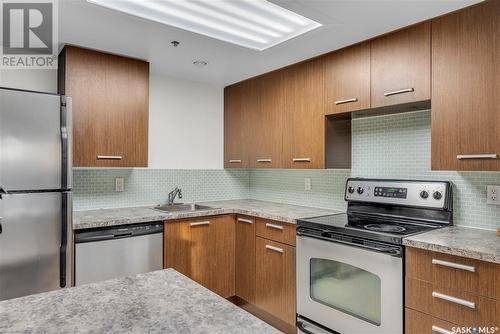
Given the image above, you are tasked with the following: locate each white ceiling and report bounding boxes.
[59,0,482,86]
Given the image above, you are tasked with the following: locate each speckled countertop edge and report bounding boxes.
[73,199,344,230]
[403,226,500,264]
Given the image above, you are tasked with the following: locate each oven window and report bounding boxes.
[310,258,381,326]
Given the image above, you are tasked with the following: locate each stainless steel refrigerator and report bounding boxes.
[0,87,72,301]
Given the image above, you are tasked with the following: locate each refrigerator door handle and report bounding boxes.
[60,191,72,288]
[61,96,73,190]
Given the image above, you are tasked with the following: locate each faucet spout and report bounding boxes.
[168,187,183,205]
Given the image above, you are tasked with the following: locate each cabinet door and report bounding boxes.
[210,215,235,298]
[62,46,149,167]
[283,58,326,169]
[324,42,371,114]
[235,216,256,303]
[255,237,296,326]
[431,0,500,171]
[164,221,192,277]
[371,22,431,108]
[247,72,285,168]
[224,83,250,168]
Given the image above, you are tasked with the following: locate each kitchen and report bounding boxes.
[0,0,499,333]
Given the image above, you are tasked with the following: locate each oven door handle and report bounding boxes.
[297,230,402,257]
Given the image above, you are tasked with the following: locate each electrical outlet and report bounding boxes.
[304,178,312,191]
[487,185,500,205]
[115,178,125,192]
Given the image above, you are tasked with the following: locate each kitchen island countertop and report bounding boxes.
[0,269,280,334]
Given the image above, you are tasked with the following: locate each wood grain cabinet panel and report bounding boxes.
[235,215,256,303]
[255,218,296,246]
[59,45,149,167]
[370,22,431,108]
[405,308,458,334]
[224,83,249,168]
[431,0,500,171]
[283,58,326,169]
[324,42,371,115]
[255,237,296,327]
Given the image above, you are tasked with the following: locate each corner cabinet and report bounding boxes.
[58,45,149,167]
[431,0,500,171]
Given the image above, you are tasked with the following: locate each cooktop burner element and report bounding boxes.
[297,178,453,245]
[364,224,406,233]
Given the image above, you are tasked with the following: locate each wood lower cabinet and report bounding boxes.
[324,42,371,115]
[405,308,458,334]
[58,45,149,167]
[235,215,256,303]
[255,237,296,327]
[370,21,431,108]
[431,0,500,171]
[164,215,235,298]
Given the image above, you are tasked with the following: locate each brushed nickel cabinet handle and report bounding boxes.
[334,98,358,105]
[257,159,272,163]
[97,155,122,160]
[432,325,454,334]
[432,292,475,309]
[265,245,283,253]
[457,154,498,160]
[432,259,476,272]
[229,159,242,163]
[293,158,311,162]
[237,218,253,224]
[266,223,284,231]
[383,88,414,96]
[190,221,210,227]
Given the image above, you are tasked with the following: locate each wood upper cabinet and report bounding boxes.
[324,42,371,115]
[235,215,256,303]
[255,237,296,327]
[431,0,500,171]
[283,58,326,169]
[370,22,431,108]
[58,45,149,167]
[164,216,235,298]
[224,83,249,168]
[247,72,285,168]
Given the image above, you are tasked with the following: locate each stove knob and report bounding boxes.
[420,190,429,199]
[433,191,443,200]
[357,187,364,195]
[348,186,355,194]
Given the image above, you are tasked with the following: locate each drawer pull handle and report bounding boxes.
[432,259,475,272]
[431,292,475,309]
[383,88,414,96]
[190,221,210,227]
[257,159,272,163]
[266,223,284,231]
[229,159,242,163]
[237,218,253,224]
[265,245,284,253]
[334,98,358,105]
[457,154,498,160]
[293,158,311,163]
[432,325,454,334]
[97,155,122,160]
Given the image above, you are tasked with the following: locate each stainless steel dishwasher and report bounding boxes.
[75,222,163,285]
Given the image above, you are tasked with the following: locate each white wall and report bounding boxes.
[148,74,224,169]
[0,69,57,93]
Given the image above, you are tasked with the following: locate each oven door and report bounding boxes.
[296,231,403,334]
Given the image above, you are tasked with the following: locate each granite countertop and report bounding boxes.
[403,226,500,264]
[0,269,280,334]
[73,199,344,230]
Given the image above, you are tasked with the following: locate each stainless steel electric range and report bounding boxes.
[296,178,453,334]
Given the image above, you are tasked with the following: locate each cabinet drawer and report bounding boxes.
[406,277,500,327]
[406,248,500,300]
[256,218,296,246]
[405,308,458,334]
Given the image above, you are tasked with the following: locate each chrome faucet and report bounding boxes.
[168,187,183,205]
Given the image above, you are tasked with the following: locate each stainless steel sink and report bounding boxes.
[153,203,216,213]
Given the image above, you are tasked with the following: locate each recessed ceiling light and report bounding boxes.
[86,0,322,51]
[193,60,208,66]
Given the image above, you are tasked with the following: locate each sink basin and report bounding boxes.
[153,203,216,213]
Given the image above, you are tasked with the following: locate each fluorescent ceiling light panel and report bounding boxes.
[86,0,322,50]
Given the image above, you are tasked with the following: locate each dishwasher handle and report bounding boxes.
[75,222,164,243]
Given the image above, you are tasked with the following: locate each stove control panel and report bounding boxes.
[345,179,451,209]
